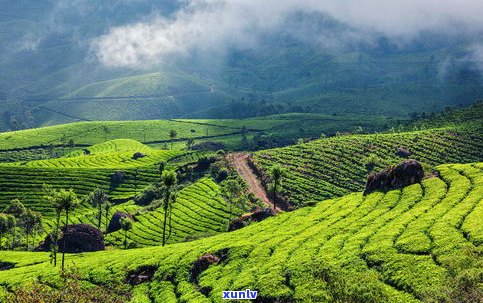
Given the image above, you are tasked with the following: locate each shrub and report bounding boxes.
[396,147,412,158]
[196,155,216,170]
[111,171,126,183]
[134,185,159,206]
[107,212,135,233]
[132,152,145,160]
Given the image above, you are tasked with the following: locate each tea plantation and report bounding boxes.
[0,114,392,153]
[0,162,481,302]
[106,178,238,247]
[0,139,182,216]
[254,127,483,206]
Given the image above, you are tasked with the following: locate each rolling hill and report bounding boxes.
[0,161,481,302]
[0,113,393,159]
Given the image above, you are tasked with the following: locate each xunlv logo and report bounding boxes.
[222,289,258,300]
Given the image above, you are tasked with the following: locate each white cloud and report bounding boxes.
[92,0,483,68]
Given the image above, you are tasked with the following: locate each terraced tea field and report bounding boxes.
[0,162,481,302]
[254,127,483,206]
[0,139,238,248]
[1,139,181,169]
[0,140,182,216]
[106,178,237,247]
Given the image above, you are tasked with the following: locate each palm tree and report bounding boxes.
[44,186,79,270]
[161,170,177,246]
[119,217,133,249]
[169,129,177,150]
[269,165,286,211]
[87,188,108,230]
[59,189,79,271]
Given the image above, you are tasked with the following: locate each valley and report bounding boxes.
[0,1,482,302]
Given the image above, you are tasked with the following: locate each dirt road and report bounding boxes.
[228,153,273,209]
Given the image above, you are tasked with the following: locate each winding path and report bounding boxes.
[228,153,273,209]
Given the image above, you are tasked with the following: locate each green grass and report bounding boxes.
[254,127,483,206]
[0,162,481,302]
[0,113,393,153]
[0,120,236,150]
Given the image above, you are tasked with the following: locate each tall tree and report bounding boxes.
[158,161,165,175]
[101,125,110,142]
[104,201,112,233]
[160,170,177,246]
[221,179,246,219]
[186,138,195,150]
[169,129,177,150]
[3,199,26,250]
[119,217,133,249]
[0,214,15,250]
[51,200,62,267]
[7,215,16,250]
[87,188,108,230]
[59,189,79,271]
[22,209,42,251]
[269,165,286,211]
[3,199,26,217]
[0,214,7,250]
[44,187,79,270]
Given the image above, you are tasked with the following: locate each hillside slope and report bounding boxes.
[0,162,481,302]
[253,127,483,206]
[106,178,237,247]
[0,139,182,215]
[0,114,392,156]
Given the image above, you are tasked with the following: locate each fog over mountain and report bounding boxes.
[0,0,482,130]
[92,0,483,68]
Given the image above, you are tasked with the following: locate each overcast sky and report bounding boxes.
[91,0,483,68]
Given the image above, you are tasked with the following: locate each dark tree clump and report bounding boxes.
[364,160,424,195]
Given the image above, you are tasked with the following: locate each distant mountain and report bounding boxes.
[0,0,482,131]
